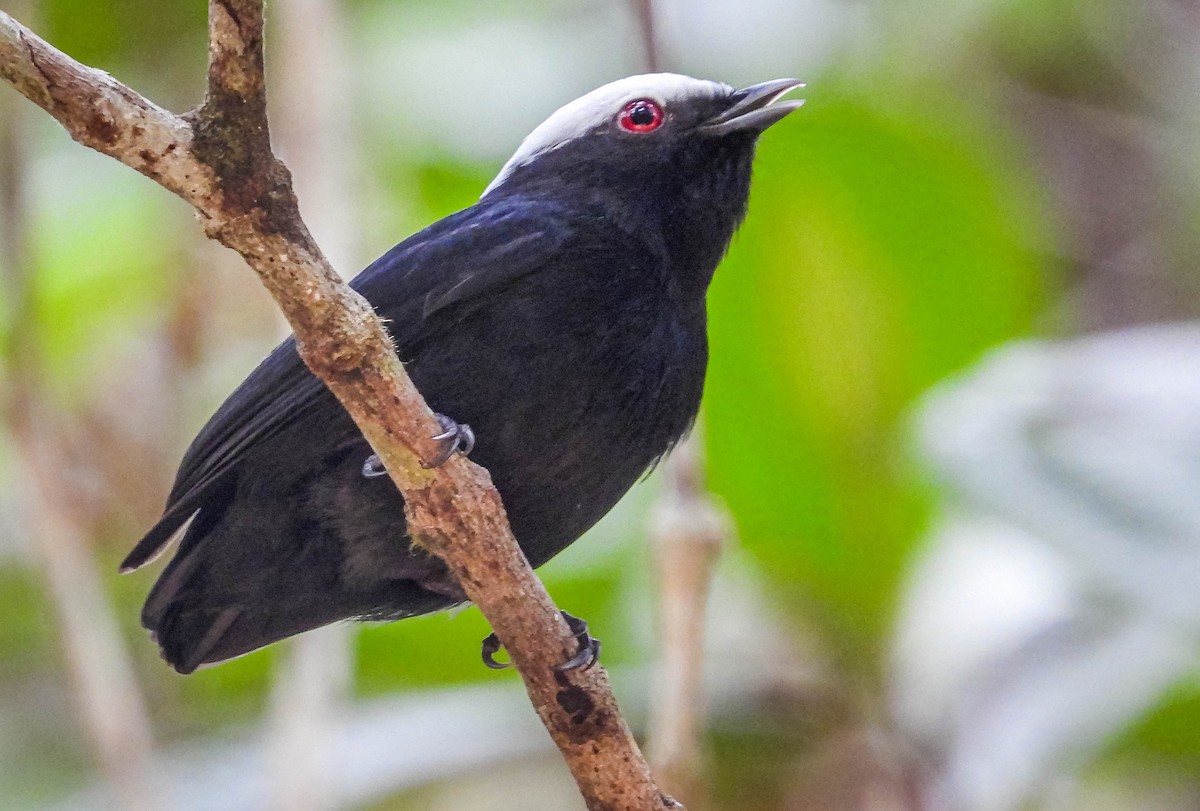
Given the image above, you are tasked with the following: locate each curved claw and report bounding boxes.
[479,612,601,673]
[553,611,602,673]
[422,413,476,469]
[481,632,511,669]
[361,454,388,478]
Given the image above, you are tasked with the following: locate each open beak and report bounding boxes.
[702,78,806,135]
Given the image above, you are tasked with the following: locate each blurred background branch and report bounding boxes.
[0,4,161,809]
[648,436,728,808]
[265,1,357,809]
[627,2,731,806]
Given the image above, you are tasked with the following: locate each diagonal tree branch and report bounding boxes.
[0,5,678,809]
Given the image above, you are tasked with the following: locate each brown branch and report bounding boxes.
[0,6,678,810]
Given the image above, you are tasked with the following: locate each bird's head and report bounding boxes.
[482,74,803,288]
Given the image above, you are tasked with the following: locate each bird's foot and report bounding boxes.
[360,413,474,478]
[481,632,509,670]
[361,454,388,478]
[554,611,602,672]
[422,413,475,469]
[480,611,601,672]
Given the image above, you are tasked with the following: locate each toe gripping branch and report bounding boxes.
[481,611,602,673]
[362,412,475,478]
[422,413,475,469]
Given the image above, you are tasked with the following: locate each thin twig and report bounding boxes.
[647,436,728,807]
[10,414,165,811]
[0,5,677,808]
[630,2,726,804]
[630,0,662,73]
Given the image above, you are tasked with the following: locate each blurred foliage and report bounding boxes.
[26,151,181,401]
[1106,677,1200,775]
[41,0,205,106]
[707,83,1044,657]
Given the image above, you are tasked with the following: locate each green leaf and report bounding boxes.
[705,86,1045,658]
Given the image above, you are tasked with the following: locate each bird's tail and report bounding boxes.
[140,513,446,674]
[141,540,359,674]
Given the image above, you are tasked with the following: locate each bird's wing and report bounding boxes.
[350,195,573,329]
[122,196,574,572]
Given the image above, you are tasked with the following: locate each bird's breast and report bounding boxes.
[404,269,707,566]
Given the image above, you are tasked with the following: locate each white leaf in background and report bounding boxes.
[893,322,1200,811]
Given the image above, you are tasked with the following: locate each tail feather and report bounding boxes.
[140,521,454,673]
[120,504,198,573]
[135,446,458,673]
[145,578,449,674]
[149,600,337,674]
[122,476,236,573]
[150,607,242,674]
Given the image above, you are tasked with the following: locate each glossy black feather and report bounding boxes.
[127,77,780,673]
[122,197,571,572]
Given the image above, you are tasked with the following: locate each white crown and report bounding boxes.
[482,73,731,197]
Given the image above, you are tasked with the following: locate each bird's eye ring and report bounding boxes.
[617,99,664,133]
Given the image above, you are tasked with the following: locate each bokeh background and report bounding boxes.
[1,0,1198,809]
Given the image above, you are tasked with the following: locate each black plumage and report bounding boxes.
[123,74,803,673]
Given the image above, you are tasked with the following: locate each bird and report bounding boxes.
[121,73,804,674]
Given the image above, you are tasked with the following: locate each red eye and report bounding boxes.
[618,99,664,133]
